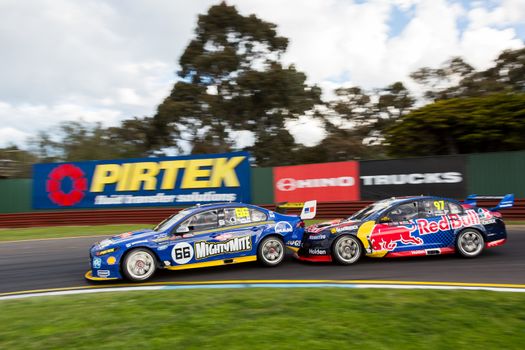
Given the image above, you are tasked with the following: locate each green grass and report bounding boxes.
[0,224,149,241]
[0,288,524,349]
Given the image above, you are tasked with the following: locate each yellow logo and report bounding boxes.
[90,156,245,192]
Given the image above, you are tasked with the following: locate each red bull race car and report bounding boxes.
[297,194,513,264]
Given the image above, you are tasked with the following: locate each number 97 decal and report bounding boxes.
[433,200,445,211]
[171,242,194,265]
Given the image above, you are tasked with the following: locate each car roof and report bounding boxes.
[382,196,458,206]
[181,202,264,214]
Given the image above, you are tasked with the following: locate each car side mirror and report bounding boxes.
[379,216,391,223]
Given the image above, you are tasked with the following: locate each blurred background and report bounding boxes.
[0,0,524,224]
[1,3,525,349]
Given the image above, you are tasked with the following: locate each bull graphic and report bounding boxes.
[369,226,423,251]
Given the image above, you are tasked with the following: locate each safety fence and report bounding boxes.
[0,199,523,228]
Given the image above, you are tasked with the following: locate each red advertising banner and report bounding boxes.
[273,161,360,202]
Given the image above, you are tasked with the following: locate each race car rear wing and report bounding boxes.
[464,194,514,211]
[300,200,317,220]
[275,200,317,220]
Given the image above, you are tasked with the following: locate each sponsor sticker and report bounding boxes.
[96,248,116,256]
[309,248,327,255]
[309,234,327,240]
[286,240,302,247]
[195,236,252,260]
[330,225,358,234]
[97,270,110,278]
[416,210,481,236]
[171,242,194,265]
[126,239,148,248]
[275,221,293,234]
[92,257,102,269]
[106,256,116,265]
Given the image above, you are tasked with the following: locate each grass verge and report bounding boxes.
[1,288,524,349]
[0,224,149,241]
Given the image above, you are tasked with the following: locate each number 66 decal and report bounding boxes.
[171,242,194,264]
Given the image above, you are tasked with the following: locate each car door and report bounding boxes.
[217,206,264,258]
[417,199,454,249]
[168,209,219,266]
[371,200,424,253]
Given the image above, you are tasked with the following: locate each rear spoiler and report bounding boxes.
[300,200,317,220]
[275,200,317,220]
[464,194,514,211]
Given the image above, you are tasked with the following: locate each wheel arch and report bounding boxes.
[119,246,163,274]
[455,226,487,245]
[258,233,285,246]
[330,232,364,254]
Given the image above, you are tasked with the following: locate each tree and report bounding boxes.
[0,146,38,178]
[385,93,525,156]
[317,82,414,160]
[150,2,321,165]
[411,48,525,101]
[410,57,475,101]
[32,119,151,162]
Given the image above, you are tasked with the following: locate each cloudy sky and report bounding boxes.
[0,0,523,148]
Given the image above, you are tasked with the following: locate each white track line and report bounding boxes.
[1,283,525,300]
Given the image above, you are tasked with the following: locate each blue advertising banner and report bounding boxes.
[32,152,251,209]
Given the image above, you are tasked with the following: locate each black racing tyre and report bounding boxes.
[122,248,157,282]
[456,229,484,258]
[257,236,285,267]
[332,235,363,265]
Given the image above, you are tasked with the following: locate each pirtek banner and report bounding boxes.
[32,151,251,209]
[273,161,360,202]
[360,156,467,200]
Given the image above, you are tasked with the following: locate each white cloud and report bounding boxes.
[0,100,124,145]
[0,0,523,149]
[0,127,32,147]
[286,115,326,147]
[459,26,522,69]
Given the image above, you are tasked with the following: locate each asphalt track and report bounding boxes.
[1,228,524,294]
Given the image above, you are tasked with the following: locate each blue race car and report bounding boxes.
[297,195,513,264]
[86,201,316,282]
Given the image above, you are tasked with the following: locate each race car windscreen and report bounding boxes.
[348,199,396,221]
[154,210,191,232]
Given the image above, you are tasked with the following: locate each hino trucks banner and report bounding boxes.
[359,156,467,200]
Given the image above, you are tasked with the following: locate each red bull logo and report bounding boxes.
[416,210,481,235]
[369,225,423,251]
